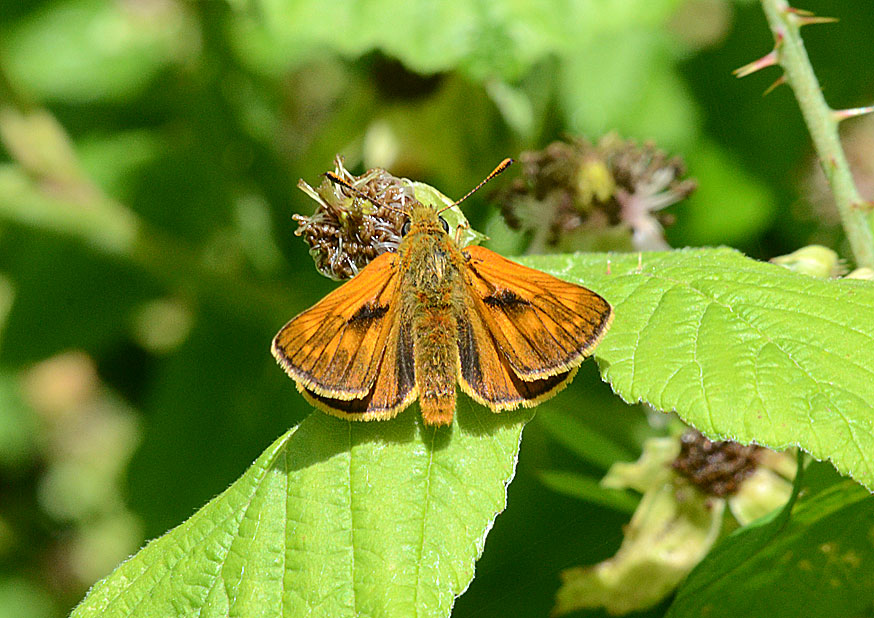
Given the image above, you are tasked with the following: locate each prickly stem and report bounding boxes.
[758,0,874,268]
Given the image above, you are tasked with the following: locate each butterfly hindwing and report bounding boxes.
[271,252,399,400]
[365,316,417,417]
[462,245,613,381]
[298,311,417,421]
[457,296,578,410]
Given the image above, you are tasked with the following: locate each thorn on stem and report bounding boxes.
[782,7,814,17]
[796,15,839,26]
[851,201,874,213]
[783,6,838,26]
[734,50,779,78]
[763,75,787,96]
[833,106,874,122]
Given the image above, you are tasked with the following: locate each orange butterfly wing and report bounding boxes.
[457,293,580,410]
[272,252,417,421]
[272,252,399,400]
[461,245,613,383]
[298,316,417,421]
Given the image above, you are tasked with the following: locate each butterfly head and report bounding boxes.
[402,158,515,240]
[400,201,451,239]
[324,158,513,250]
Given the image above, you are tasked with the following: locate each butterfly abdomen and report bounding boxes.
[413,304,458,426]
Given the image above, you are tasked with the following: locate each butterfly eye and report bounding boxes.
[401,220,411,236]
[440,217,450,233]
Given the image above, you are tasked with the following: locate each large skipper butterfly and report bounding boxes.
[272,159,613,426]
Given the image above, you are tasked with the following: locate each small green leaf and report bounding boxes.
[537,470,638,514]
[536,408,634,470]
[72,405,532,618]
[667,480,874,617]
[520,248,874,490]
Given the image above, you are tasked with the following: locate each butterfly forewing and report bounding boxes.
[365,318,416,416]
[463,245,613,380]
[271,252,399,400]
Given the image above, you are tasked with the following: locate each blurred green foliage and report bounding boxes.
[0,0,873,616]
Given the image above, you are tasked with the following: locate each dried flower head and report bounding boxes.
[293,156,408,280]
[554,429,795,616]
[293,157,485,279]
[671,428,760,497]
[497,134,696,252]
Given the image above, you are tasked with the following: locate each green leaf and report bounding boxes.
[519,248,874,490]
[72,405,532,618]
[536,408,634,470]
[1,0,195,103]
[228,0,683,79]
[667,479,874,617]
[560,30,699,146]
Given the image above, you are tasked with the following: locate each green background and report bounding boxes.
[0,0,872,616]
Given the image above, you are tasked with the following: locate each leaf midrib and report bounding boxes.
[413,426,438,616]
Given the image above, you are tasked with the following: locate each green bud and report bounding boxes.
[845,267,874,281]
[771,245,842,278]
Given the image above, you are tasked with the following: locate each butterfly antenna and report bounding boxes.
[437,158,514,214]
[324,171,407,215]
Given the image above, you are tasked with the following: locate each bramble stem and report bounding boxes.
[759,0,874,268]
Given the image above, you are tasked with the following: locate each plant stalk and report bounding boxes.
[760,0,874,268]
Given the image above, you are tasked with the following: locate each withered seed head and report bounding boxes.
[671,428,761,498]
[293,156,408,280]
[496,134,696,252]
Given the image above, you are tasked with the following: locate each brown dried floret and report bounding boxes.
[671,428,761,498]
[293,156,408,280]
[496,134,696,252]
